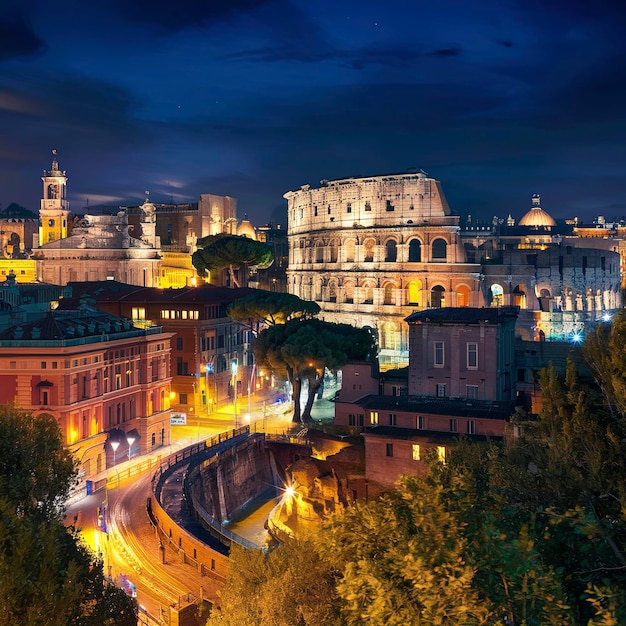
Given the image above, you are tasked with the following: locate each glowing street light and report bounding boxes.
[110,440,120,469]
[126,434,135,464]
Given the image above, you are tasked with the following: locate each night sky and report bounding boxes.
[1,0,625,227]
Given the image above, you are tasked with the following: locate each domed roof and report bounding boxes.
[518,194,556,228]
[237,220,257,240]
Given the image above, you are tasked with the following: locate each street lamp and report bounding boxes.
[231,358,238,429]
[110,440,120,469]
[126,434,135,464]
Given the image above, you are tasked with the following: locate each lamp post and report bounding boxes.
[231,358,238,429]
[126,434,135,465]
[110,440,120,469]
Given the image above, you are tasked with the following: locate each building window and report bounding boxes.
[179,393,188,404]
[449,419,458,433]
[434,341,444,367]
[467,342,478,369]
[466,384,479,399]
[346,202,352,213]
[467,420,476,434]
[365,201,371,211]
[132,307,146,321]
[42,391,48,405]
[432,238,447,260]
[41,362,47,369]
[437,446,446,463]
[370,411,379,425]
[417,415,425,429]
[412,444,421,461]
[349,414,356,426]
[176,337,183,350]
[436,383,446,397]
[389,413,397,426]
[386,443,393,457]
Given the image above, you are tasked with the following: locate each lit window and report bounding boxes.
[434,341,444,367]
[412,444,421,461]
[132,307,146,320]
[437,446,446,463]
[467,343,478,369]
[370,411,379,425]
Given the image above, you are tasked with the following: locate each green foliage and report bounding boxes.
[208,334,626,625]
[192,234,273,286]
[227,290,320,328]
[0,407,137,624]
[0,406,77,521]
[205,540,342,626]
[253,319,376,422]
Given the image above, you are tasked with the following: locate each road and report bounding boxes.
[65,395,299,622]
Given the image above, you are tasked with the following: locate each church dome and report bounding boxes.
[518,194,556,228]
[237,219,257,240]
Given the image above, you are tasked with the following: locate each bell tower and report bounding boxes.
[39,150,70,245]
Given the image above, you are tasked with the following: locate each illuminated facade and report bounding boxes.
[62,281,255,420]
[0,306,173,480]
[286,174,622,365]
[285,172,482,366]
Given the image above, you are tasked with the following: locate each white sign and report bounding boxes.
[170,412,187,425]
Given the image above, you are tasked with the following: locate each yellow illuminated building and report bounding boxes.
[0,260,37,283]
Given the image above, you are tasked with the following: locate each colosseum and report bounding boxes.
[284,172,621,367]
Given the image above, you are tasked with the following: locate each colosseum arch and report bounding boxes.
[344,239,356,263]
[406,280,423,306]
[384,239,398,262]
[344,280,355,303]
[314,241,325,263]
[408,238,422,262]
[431,238,447,261]
[327,279,338,303]
[363,238,375,262]
[360,282,375,304]
[431,284,446,308]
[380,321,401,353]
[329,239,338,263]
[314,276,324,301]
[455,284,471,307]
[383,282,397,305]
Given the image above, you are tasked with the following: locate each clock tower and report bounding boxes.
[39,150,70,245]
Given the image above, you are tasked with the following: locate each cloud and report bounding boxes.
[0,8,46,60]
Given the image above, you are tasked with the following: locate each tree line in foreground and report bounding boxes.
[0,408,137,625]
[206,313,626,625]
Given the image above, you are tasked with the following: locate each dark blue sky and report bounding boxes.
[1,0,625,226]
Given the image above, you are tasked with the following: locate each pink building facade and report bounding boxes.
[334,307,518,487]
[0,306,173,481]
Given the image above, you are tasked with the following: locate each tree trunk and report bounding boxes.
[292,376,302,423]
[228,263,240,288]
[301,375,323,422]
